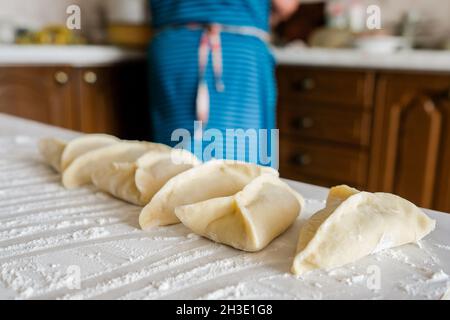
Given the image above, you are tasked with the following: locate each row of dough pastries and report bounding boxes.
[38,134,436,275]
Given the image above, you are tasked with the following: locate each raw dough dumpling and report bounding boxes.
[175,175,304,252]
[60,134,119,171]
[139,160,279,229]
[38,134,120,173]
[291,185,436,275]
[91,149,200,206]
[62,141,170,189]
[38,138,67,172]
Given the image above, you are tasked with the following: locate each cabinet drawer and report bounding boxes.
[279,139,368,186]
[277,67,374,108]
[279,104,372,146]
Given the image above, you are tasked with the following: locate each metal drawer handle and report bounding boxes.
[54,71,69,85]
[292,78,316,92]
[293,117,314,129]
[291,153,312,166]
[302,78,316,90]
[84,71,98,84]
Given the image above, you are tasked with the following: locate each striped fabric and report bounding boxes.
[150,0,271,32]
[148,0,276,165]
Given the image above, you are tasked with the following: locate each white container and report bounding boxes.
[354,36,410,53]
[0,19,15,44]
[348,0,365,33]
[106,0,149,25]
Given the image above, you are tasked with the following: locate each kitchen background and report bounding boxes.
[1,0,450,47]
[0,0,450,213]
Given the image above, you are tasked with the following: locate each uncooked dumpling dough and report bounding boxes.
[60,134,119,171]
[175,175,304,252]
[38,138,67,173]
[139,160,279,229]
[62,141,170,189]
[38,134,120,173]
[91,149,200,206]
[292,185,436,275]
[38,134,195,205]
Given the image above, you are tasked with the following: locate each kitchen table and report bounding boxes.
[0,113,449,300]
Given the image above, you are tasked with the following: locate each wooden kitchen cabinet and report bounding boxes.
[73,67,121,134]
[277,66,375,189]
[0,62,149,139]
[0,67,76,129]
[278,103,372,146]
[277,67,375,108]
[280,137,369,188]
[278,66,450,213]
[369,73,450,212]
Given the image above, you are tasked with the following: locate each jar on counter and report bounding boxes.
[0,18,16,44]
[105,0,152,48]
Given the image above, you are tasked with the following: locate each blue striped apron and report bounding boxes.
[154,23,271,140]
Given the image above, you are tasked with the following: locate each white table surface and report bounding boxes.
[0,113,449,300]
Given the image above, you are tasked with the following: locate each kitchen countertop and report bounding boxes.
[0,113,449,300]
[273,47,450,72]
[1,44,449,72]
[0,45,146,67]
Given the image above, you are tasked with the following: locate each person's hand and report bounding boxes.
[271,0,300,26]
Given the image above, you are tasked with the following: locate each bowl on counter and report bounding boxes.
[354,35,410,53]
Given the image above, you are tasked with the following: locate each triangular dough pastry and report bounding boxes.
[292,185,436,275]
[175,174,304,252]
[62,141,170,189]
[39,135,198,205]
[139,160,279,229]
[91,149,200,206]
[38,134,120,173]
[38,138,67,173]
[60,134,119,171]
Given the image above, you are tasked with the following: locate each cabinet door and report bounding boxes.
[75,67,121,135]
[0,67,75,128]
[369,73,450,212]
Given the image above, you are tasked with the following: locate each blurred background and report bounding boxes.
[1,0,449,48]
[1,0,450,212]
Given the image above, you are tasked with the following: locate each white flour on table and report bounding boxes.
[0,135,449,300]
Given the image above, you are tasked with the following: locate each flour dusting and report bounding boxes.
[0,134,449,300]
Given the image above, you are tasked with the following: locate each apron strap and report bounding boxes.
[156,23,270,140]
[194,24,225,140]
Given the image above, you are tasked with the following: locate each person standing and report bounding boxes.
[148,0,299,165]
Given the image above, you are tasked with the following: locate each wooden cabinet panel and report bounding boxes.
[369,73,450,212]
[280,138,369,186]
[0,67,75,129]
[434,97,450,211]
[277,66,373,190]
[75,67,121,135]
[278,66,450,212]
[0,62,150,139]
[277,66,375,108]
[278,103,372,146]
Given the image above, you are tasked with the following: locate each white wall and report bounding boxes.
[0,0,103,30]
[362,0,450,46]
[0,0,149,43]
[0,0,448,45]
